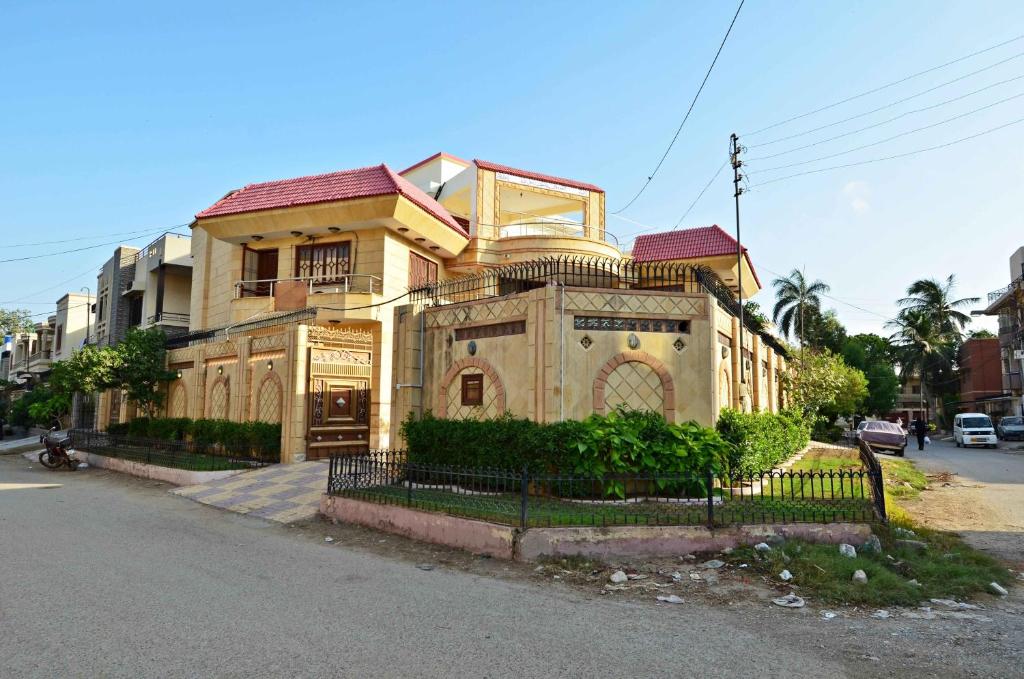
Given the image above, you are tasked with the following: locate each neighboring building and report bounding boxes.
[8,318,57,385]
[631,225,761,298]
[94,232,193,349]
[0,332,30,386]
[888,375,940,425]
[94,245,141,348]
[53,293,93,362]
[956,337,1005,415]
[99,153,786,462]
[979,246,1024,418]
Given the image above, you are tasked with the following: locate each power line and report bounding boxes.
[611,0,745,214]
[0,225,172,264]
[0,264,106,305]
[673,161,729,229]
[748,115,1024,189]
[0,224,189,249]
[745,33,1024,137]
[747,72,1024,161]
[749,52,1024,148]
[747,91,1024,174]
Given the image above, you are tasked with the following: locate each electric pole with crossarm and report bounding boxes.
[730,133,747,409]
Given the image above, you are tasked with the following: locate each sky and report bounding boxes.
[2,1,1023,337]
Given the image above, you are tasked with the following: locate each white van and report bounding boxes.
[953,413,997,449]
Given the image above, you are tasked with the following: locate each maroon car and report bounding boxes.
[858,420,907,456]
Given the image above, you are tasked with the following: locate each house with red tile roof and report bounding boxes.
[631,225,761,299]
[109,153,787,462]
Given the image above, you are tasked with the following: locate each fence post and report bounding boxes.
[520,466,529,529]
[873,468,888,524]
[406,458,413,507]
[706,469,715,529]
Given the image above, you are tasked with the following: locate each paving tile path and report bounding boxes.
[172,461,328,523]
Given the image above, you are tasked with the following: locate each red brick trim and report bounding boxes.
[593,351,675,422]
[437,357,506,418]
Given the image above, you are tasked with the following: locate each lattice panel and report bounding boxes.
[445,370,500,420]
[169,384,188,418]
[603,362,663,413]
[251,334,287,352]
[205,341,237,358]
[426,298,529,328]
[566,291,704,317]
[256,377,282,424]
[167,348,195,363]
[208,381,228,419]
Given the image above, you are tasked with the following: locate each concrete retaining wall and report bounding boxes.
[25,450,248,486]
[319,494,874,562]
[517,523,873,561]
[320,495,517,559]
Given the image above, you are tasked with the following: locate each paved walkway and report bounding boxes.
[171,461,328,523]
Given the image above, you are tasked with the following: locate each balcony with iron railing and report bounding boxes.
[146,311,190,328]
[26,349,52,372]
[230,274,384,324]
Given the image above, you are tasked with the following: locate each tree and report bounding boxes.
[803,308,847,354]
[0,308,34,335]
[109,328,175,417]
[771,269,830,347]
[841,334,900,416]
[886,309,955,421]
[896,274,979,338]
[967,328,996,339]
[50,345,121,395]
[787,350,867,422]
[743,301,769,333]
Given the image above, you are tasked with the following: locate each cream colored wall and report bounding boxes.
[53,294,91,362]
[392,287,720,447]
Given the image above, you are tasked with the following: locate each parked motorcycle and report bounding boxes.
[38,426,81,470]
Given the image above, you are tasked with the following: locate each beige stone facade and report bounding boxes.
[85,153,787,463]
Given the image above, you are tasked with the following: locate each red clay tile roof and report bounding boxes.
[473,159,604,193]
[632,225,761,287]
[195,164,468,237]
[398,152,470,176]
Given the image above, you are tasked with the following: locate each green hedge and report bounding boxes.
[715,408,811,474]
[400,408,734,494]
[105,417,281,457]
[400,411,584,472]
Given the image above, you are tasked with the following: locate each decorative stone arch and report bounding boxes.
[253,372,283,424]
[719,367,732,410]
[437,357,506,418]
[593,351,676,422]
[168,382,188,418]
[206,376,230,420]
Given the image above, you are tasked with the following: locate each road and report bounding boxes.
[1,453,1021,678]
[905,437,1024,566]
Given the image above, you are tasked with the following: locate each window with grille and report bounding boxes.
[55,325,63,352]
[461,373,484,406]
[128,297,143,327]
[295,242,350,283]
[409,252,438,289]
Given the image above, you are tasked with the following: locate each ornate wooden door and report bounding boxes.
[306,343,372,460]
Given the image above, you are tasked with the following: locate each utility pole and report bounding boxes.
[731,133,746,406]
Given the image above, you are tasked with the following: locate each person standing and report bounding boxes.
[912,417,927,451]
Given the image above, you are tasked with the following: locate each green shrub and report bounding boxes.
[572,409,732,498]
[401,408,732,497]
[102,416,280,459]
[716,408,811,474]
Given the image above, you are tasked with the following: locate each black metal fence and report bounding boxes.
[70,429,275,472]
[856,439,889,523]
[328,451,886,529]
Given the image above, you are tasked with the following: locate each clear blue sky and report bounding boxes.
[3,1,1023,336]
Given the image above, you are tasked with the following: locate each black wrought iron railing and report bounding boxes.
[70,429,277,471]
[328,451,885,529]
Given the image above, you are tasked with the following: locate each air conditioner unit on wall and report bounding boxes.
[1014,349,1024,361]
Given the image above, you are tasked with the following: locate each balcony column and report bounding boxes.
[155,264,166,322]
[193,351,206,421]
[234,336,252,421]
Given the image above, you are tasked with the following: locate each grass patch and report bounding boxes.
[340,483,873,527]
[730,524,1010,606]
[725,449,1011,605]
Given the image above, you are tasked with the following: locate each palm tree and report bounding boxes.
[896,274,979,338]
[886,309,955,421]
[771,268,830,347]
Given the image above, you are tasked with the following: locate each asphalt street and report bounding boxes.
[2,453,1021,678]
